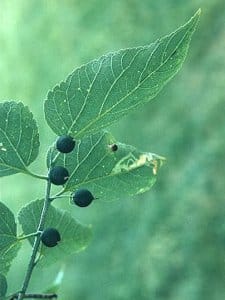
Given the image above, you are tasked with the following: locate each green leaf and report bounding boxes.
[44,10,200,138]
[18,199,92,267]
[44,268,64,294]
[0,101,40,177]
[0,274,7,298]
[48,131,165,200]
[0,202,21,275]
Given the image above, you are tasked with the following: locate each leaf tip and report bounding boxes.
[196,8,202,16]
[180,8,201,42]
[191,8,201,25]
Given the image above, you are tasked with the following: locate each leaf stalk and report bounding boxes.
[17,231,42,241]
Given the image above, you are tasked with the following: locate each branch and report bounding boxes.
[17,179,52,300]
[10,293,57,299]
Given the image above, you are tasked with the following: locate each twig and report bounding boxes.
[10,293,57,299]
[17,179,52,300]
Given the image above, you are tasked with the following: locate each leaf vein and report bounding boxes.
[68,58,105,133]
[98,48,144,116]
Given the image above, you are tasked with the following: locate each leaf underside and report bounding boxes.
[0,202,21,276]
[44,10,200,139]
[47,131,165,200]
[0,101,40,177]
[18,199,92,267]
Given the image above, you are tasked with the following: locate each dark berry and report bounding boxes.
[41,228,61,247]
[49,166,69,185]
[56,135,76,153]
[72,189,94,207]
[109,143,118,152]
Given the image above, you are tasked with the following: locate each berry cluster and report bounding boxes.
[43,135,97,248]
[48,135,76,186]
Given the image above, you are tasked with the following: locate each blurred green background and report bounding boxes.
[0,0,225,299]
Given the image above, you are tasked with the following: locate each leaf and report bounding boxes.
[47,131,165,200]
[0,274,7,298]
[0,101,40,177]
[44,268,64,294]
[18,199,92,267]
[0,202,21,275]
[44,10,200,139]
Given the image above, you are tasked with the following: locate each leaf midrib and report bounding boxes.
[0,159,30,175]
[63,156,156,192]
[71,24,192,138]
[0,127,28,171]
[0,240,20,258]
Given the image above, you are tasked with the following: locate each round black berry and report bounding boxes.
[41,228,61,247]
[56,135,76,153]
[72,189,94,207]
[49,166,69,185]
[110,143,118,152]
